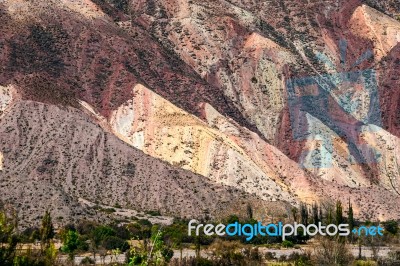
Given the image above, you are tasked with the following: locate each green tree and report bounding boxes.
[162,221,186,260]
[102,236,129,252]
[326,206,333,225]
[319,206,323,225]
[128,226,173,265]
[44,242,58,266]
[61,230,81,260]
[87,225,115,263]
[300,203,308,225]
[0,209,18,266]
[291,207,298,222]
[91,225,115,245]
[226,215,239,224]
[348,200,354,231]
[335,201,343,225]
[312,202,319,225]
[40,210,54,251]
[383,220,398,235]
[246,204,253,220]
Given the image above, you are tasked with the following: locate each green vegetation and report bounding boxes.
[0,200,399,265]
[383,220,399,235]
[336,200,344,225]
[281,240,294,248]
[0,209,18,265]
[128,226,173,265]
[0,208,58,266]
[313,236,354,265]
[349,200,355,231]
[40,209,55,256]
[60,230,81,255]
[145,210,162,217]
[94,205,117,213]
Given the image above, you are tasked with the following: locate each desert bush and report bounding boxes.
[265,251,276,260]
[80,256,95,265]
[102,236,130,252]
[282,240,294,248]
[127,226,173,265]
[312,237,354,265]
[19,227,40,243]
[383,221,398,235]
[288,251,312,266]
[209,239,245,265]
[377,250,400,266]
[76,220,97,235]
[145,210,161,216]
[354,260,377,266]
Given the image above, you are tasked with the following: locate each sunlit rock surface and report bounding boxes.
[0,0,398,222]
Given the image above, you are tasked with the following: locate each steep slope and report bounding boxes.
[108,83,316,204]
[349,4,400,61]
[0,0,399,223]
[0,0,259,135]
[0,99,267,227]
[126,0,400,193]
[105,83,400,220]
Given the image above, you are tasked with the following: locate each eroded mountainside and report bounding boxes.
[0,0,399,224]
[0,98,271,227]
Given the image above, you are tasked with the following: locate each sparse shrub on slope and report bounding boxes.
[312,237,354,266]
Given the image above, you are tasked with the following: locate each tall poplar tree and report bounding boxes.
[348,199,354,231]
[40,210,55,250]
[335,201,343,225]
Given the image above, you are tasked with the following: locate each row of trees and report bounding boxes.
[0,199,399,265]
[0,203,175,265]
[294,200,354,228]
[0,208,57,266]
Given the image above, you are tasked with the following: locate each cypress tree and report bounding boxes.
[319,205,324,225]
[246,204,253,220]
[327,206,333,225]
[300,203,308,225]
[40,209,55,250]
[335,201,343,225]
[312,202,319,224]
[348,199,354,231]
[291,207,298,223]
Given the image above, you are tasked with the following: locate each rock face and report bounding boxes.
[106,83,400,220]
[0,100,267,227]
[0,85,16,114]
[349,5,400,61]
[0,0,399,223]
[108,83,313,204]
